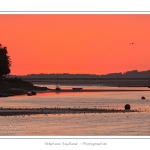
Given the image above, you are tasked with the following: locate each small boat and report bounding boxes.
[27,92,32,96]
[27,90,37,96]
[72,76,82,91]
[72,88,83,90]
[55,85,61,91]
[55,74,61,91]
[141,96,146,99]
[31,90,37,95]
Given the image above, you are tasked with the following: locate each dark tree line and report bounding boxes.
[0,44,11,77]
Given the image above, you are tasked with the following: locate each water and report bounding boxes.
[0,84,150,136]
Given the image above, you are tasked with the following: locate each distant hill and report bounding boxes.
[11,70,150,78]
[100,70,150,78]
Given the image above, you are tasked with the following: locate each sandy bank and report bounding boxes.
[0,107,140,116]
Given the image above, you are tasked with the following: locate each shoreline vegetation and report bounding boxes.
[0,77,49,96]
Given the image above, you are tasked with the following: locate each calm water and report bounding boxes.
[0,84,150,136]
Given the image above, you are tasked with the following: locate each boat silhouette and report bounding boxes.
[72,76,82,90]
[72,87,82,90]
[55,74,61,91]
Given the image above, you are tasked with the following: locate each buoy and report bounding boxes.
[124,104,131,110]
[141,96,145,99]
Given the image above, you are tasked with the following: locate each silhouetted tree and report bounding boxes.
[0,44,11,77]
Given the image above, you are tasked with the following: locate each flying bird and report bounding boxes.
[129,42,136,46]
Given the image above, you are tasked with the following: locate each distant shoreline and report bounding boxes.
[23,78,150,87]
[1,77,150,97]
[47,88,150,92]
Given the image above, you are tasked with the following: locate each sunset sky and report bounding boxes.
[0,14,150,75]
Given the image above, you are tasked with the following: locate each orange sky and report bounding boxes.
[0,14,150,75]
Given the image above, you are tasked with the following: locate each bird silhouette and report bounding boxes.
[129,42,136,46]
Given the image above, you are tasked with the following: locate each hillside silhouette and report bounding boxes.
[16,70,150,78]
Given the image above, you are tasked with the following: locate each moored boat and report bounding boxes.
[72,88,82,90]
[31,90,37,95]
[55,85,61,91]
[27,91,37,96]
[72,76,82,91]
[55,74,61,91]
[27,92,32,96]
